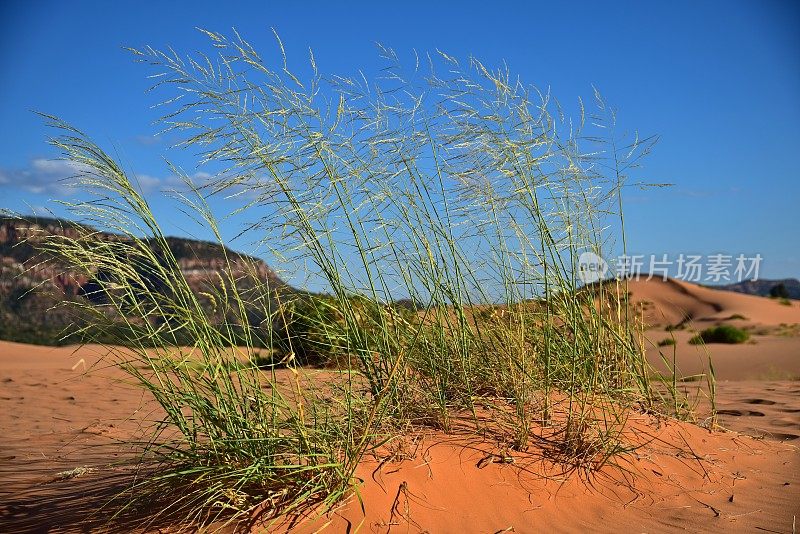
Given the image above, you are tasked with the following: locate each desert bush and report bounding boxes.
[726,313,747,320]
[270,293,415,368]
[658,337,676,346]
[689,325,750,344]
[770,283,789,299]
[270,293,347,366]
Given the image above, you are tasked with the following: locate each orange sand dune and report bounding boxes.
[699,380,800,442]
[624,277,800,327]
[285,421,798,533]
[627,277,800,384]
[1,341,799,532]
[645,328,800,381]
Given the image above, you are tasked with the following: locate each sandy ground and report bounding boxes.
[647,330,800,381]
[0,343,156,532]
[637,278,800,443]
[1,280,798,532]
[625,277,800,329]
[0,338,797,533]
[286,420,798,533]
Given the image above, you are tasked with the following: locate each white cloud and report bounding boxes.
[164,171,214,188]
[30,205,50,215]
[0,159,85,195]
[134,174,162,192]
[135,135,162,146]
[0,158,162,197]
[0,159,273,202]
[674,186,742,199]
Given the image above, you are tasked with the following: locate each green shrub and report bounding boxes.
[270,293,407,367]
[770,283,790,299]
[657,337,676,347]
[689,325,750,345]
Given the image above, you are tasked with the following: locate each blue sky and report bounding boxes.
[1,0,798,285]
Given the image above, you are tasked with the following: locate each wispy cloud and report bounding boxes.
[0,158,163,196]
[164,171,214,188]
[164,172,265,199]
[0,159,86,195]
[134,134,162,146]
[0,158,268,202]
[133,174,162,191]
[673,186,742,198]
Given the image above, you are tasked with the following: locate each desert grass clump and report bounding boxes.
[33,29,688,528]
[689,325,750,344]
[36,127,369,527]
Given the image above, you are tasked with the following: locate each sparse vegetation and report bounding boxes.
[770,283,790,299]
[658,337,676,347]
[34,31,687,530]
[726,313,747,320]
[689,325,750,345]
